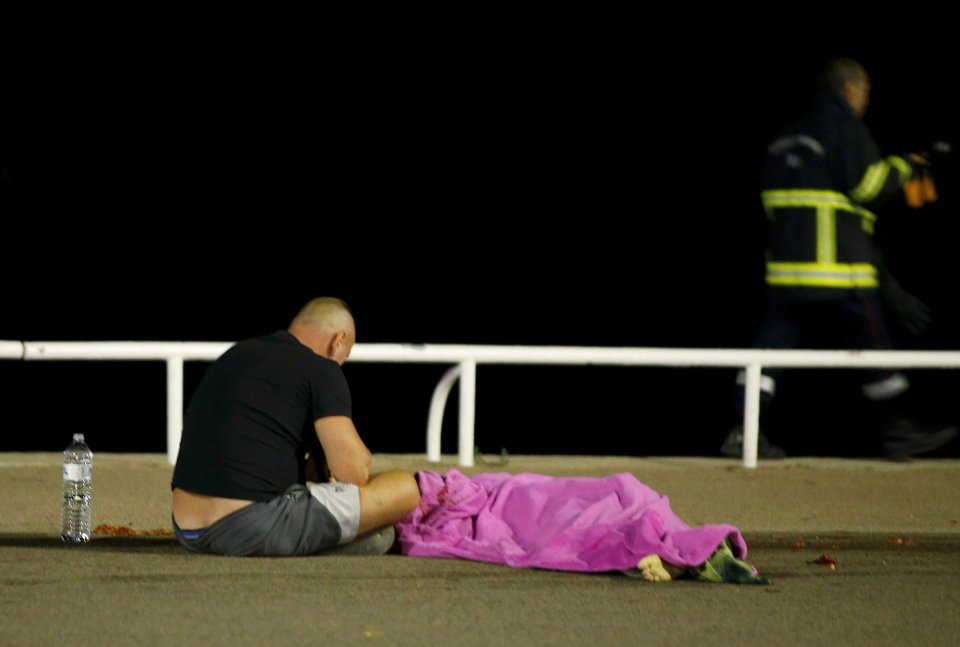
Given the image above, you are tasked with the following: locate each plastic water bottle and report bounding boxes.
[61,433,93,542]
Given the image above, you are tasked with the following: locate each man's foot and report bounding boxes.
[883,424,957,462]
[688,539,769,585]
[721,426,786,459]
[320,526,396,556]
[623,555,685,582]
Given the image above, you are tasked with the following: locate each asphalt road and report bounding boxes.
[2,453,959,646]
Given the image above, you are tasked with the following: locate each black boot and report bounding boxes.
[876,403,958,462]
[720,425,786,459]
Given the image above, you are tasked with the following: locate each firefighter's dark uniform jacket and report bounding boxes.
[761,91,914,299]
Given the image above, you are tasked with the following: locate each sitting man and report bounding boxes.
[171,297,421,556]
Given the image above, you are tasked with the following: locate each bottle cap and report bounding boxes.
[73,433,85,442]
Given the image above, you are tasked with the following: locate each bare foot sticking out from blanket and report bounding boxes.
[627,555,686,582]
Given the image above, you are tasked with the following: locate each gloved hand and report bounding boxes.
[879,268,932,335]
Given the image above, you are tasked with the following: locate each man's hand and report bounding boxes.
[304,451,331,483]
[886,286,931,335]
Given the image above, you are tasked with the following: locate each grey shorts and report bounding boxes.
[173,482,361,557]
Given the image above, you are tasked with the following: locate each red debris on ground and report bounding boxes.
[93,524,173,536]
[807,554,837,570]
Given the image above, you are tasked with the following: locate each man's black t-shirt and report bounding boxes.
[172,330,352,501]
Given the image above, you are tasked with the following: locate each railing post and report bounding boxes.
[426,364,463,462]
[167,356,184,466]
[458,359,477,467]
[742,362,761,469]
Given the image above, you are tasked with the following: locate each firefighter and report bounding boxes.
[721,58,957,461]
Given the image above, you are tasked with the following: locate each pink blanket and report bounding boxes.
[396,470,749,573]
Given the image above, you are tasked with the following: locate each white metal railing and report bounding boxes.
[4,340,960,468]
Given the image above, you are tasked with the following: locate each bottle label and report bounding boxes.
[64,464,91,481]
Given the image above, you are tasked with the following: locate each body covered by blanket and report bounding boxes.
[396,469,751,573]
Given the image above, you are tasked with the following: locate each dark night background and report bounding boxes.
[2,34,959,459]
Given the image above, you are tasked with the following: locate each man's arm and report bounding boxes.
[314,416,372,486]
[837,120,915,207]
[847,153,914,206]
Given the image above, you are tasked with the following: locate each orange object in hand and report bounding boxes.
[904,160,938,208]
[904,178,924,208]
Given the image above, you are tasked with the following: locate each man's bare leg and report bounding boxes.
[319,471,420,556]
[357,470,421,534]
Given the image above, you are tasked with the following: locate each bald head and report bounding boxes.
[291,297,354,331]
[819,58,870,118]
[288,297,356,365]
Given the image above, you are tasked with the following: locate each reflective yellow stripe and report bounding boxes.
[762,189,853,210]
[766,262,878,288]
[763,189,878,288]
[767,262,876,273]
[767,275,880,288]
[850,160,892,202]
[761,189,877,231]
[816,206,835,264]
[887,155,912,183]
